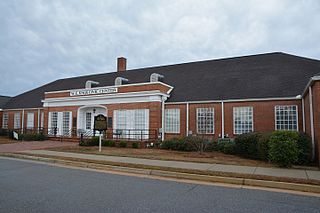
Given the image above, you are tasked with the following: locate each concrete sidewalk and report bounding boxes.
[22,150,320,181]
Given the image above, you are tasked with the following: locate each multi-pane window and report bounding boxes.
[233,107,253,134]
[2,113,8,129]
[27,113,34,129]
[50,112,58,130]
[62,112,70,136]
[114,109,149,139]
[275,105,298,131]
[197,108,214,134]
[14,113,21,129]
[85,112,92,130]
[165,109,180,133]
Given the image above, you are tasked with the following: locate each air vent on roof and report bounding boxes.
[85,80,99,89]
[150,73,164,82]
[115,77,129,86]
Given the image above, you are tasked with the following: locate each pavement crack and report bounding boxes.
[186,185,198,193]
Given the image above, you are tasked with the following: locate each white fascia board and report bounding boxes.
[43,90,169,103]
[1,107,43,111]
[43,91,169,107]
[302,76,320,97]
[44,81,174,94]
[165,96,301,105]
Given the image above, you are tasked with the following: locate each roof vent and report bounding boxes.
[85,80,99,89]
[150,73,164,82]
[115,77,129,86]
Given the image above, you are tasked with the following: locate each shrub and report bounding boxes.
[268,131,299,167]
[186,136,211,153]
[296,133,312,165]
[119,141,127,148]
[20,133,46,141]
[79,137,99,146]
[160,137,193,151]
[217,139,236,154]
[257,133,271,161]
[235,132,261,159]
[132,142,139,149]
[206,140,218,152]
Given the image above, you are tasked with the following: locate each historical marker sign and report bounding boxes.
[94,114,107,131]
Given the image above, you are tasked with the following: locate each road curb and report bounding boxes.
[1,153,320,194]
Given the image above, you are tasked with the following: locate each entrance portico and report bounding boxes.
[77,105,107,135]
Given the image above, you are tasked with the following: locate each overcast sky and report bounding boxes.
[0,0,319,96]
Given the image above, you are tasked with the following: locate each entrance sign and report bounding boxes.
[94,114,108,131]
[70,87,118,97]
[94,114,107,152]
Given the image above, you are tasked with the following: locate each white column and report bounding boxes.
[37,108,40,133]
[186,102,189,136]
[302,98,305,132]
[309,87,315,161]
[21,109,25,134]
[161,97,167,141]
[221,101,224,139]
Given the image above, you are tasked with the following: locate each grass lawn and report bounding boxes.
[45,145,273,167]
[0,136,16,144]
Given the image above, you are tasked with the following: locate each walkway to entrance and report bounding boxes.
[0,141,77,153]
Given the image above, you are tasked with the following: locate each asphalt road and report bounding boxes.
[0,158,319,213]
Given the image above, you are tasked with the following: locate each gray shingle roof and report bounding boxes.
[4,52,320,109]
[0,96,11,108]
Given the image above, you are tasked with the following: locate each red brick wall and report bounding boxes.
[43,102,162,132]
[165,99,303,139]
[312,82,320,163]
[0,111,2,129]
[1,109,44,130]
[44,83,171,99]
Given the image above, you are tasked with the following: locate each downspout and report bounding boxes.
[37,108,40,133]
[21,109,25,134]
[302,98,305,132]
[221,101,225,139]
[161,97,166,141]
[309,87,315,161]
[186,102,189,136]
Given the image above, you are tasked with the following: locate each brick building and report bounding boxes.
[1,52,320,163]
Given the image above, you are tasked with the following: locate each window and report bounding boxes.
[50,112,58,131]
[27,113,34,129]
[40,112,44,128]
[62,112,71,136]
[275,105,298,131]
[2,113,8,129]
[197,108,214,134]
[85,112,92,130]
[14,113,20,129]
[165,109,180,133]
[233,107,253,134]
[114,109,149,139]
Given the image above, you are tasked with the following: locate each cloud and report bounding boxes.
[0,0,319,96]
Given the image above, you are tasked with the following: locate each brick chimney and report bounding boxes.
[117,57,127,72]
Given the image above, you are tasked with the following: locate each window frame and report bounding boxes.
[26,112,34,129]
[274,105,298,131]
[165,108,180,134]
[14,112,21,129]
[196,108,214,134]
[2,112,8,129]
[233,106,254,135]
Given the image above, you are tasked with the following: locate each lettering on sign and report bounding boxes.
[70,87,118,96]
[94,114,108,131]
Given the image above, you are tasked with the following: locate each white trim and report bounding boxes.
[2,107,43,111]
[221,101,224,138]
[43,91,169,107]
[186,102,189,136]
[309,87,315,161]
[44,81,174,95]
[161,97,166,141]
[302,98,305,132]
[21,109,24,133]
[302,76,320,97]
[165,96,301,105]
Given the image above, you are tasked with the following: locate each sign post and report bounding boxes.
[94,114,108,152]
